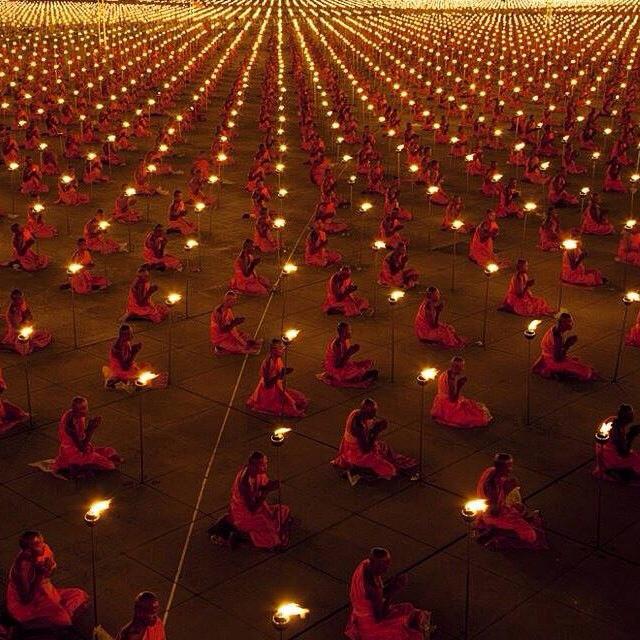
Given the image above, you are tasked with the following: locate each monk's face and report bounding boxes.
[271,343,284,358]
[370,554,391,576]
[452,359,465,375]
[559,315,573,332]
[27,534,45,557]
[73,399,89,418]
[120,327,133,342]
[135,599,159,627]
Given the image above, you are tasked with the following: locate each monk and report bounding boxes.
[547,170,578,207]
[229,451,291,550]
[84,210,123,254]
[0,368,29,434]
[103,325,166,389]
[6,223,49,271]
[68,238,110,294]
[304,225,342,267]
[229,239,271,296]
[323,266,372,317]
[143,225,182,271]
[468,210,506,268]
[167,190,197,235]
[53,396,122,474]
[475,453,547,549]
[617,224,640,267]
[210,290,262,355]
[116,592,166,640]
[532,312,597,381]
[332,399,417,484]
[561,241,605,286]
[124,267,169,324]
[26,204,57,239]
[581,192,614,235]
[500,259,553,317]
[625,306,640,347]
[113,187,141,224]
[6,531,88,630]
[1,289,52,355]
[414,287,466,347]
[345,548,431,640]
[246,338,308,418]
[378,242,419,289]
[431,356,492,428]
[317,322,378,388]
[594,405,640,482]
[537,207,562,251]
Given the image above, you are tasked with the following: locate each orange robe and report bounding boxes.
[317,338,375,388]
[532,327,596,380]
[414,300,466,347]
[69,249,109,294]
[345,559,428,640]
[625,310,640,347]
[322,275,370,317]
[246,355,308,417]
[431,371,492,428]
[210,306,260,354]
[229,467,290,549]
[561,250,603,286]
[229,254,271,296]
[1,302,51,355]
[125,279,169,324]
[6,545,88,627]
[500,273,553,316]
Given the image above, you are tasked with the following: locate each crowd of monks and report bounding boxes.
[0,1,640,639]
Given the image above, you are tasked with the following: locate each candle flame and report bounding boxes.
[539,161,550,171]
[282,262,297,275]
[67,262,83,275]
[359,202,373,212]
[273,218,286,229]
[451,219,464,230]
[598,421,613,438]
[166,292,182,305]
[87,499,111,519]
[625,219,637,230]
[273,426,291,438]
[419,367,438,382]
[491,173,503,182]
[194,202,206,212]
[137,371,158,386]
[373,240,387,250]
[580,187,590,196]
[342,154,353,162]
[18,325,34,340]
[389,289,405,302]
[463,498,488,515]
[275,603,309,622]
[185,239,199,250]
[208,175,219,184]
[562,239,578,250]
[278,188,288,198]
[624,291,640,303]
[524,202,537,212]
[485,262,499,274]
[527,319,542,333]
[125,187,136,197]
[98,220,110,231]
[283,328,300,342]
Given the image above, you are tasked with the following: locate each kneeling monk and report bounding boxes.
[210,291,262,355]
[246,338,308,417]
[593,404,640,482]
[0,368,29,434]
[124,267,169,324]
[318,322,378,388]
[345,548,432,640]
[229,451,291,550]
[116,591,166,640]
[53,396,122,474]
[532,313,597,381]
[2,289,52,355]
[6,531,88,629]
[414,287,466,347]
[500,259,553,317]
[474,453,547,549]
[322,266,371,317]
[229,239,271,296]
[431,357,492,428]
[332,398,417,483]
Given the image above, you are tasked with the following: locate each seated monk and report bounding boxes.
[53,396,122,474]
[84,209,123,254]
[6,223,49,272]
[116,591,166,640]
[414,286,467,348]
[580,193,614,235]
[547,170,578,207]
[469,210,507,268]
[317,322,378,388]
[474,453,547,550]
[246,338,308,418]
[304,225,342,267]
[68,238,110,295]
[143,224,182,271]
[332,399,416,483]
[1,289,52,355]
[380,210,407,249]
[378,242,419,289]
[253,207,279,254]
[625,306,640,347]
[20,159,48,196]
[603,157,626,193]
[345,548,431,640]
[561,241,605,286]
[6,531,88,630]
[322,266,371,317]
[431,357,492,428]
[82,154,108,184]
[617,224,640,267]
[500,259,553,317]
[124,267,169,324]
[594,405,640,482]
[532,312,597,381]
[26,204,57,239]
[55,173,89,206]
[167,190,197,235]
[113,187,141,224]
[103,324,166,389]
[0,368,29,434]
[210,290,262,355]
[537,207,562,252]
[229,239,271,296]
[228,451,291,550]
